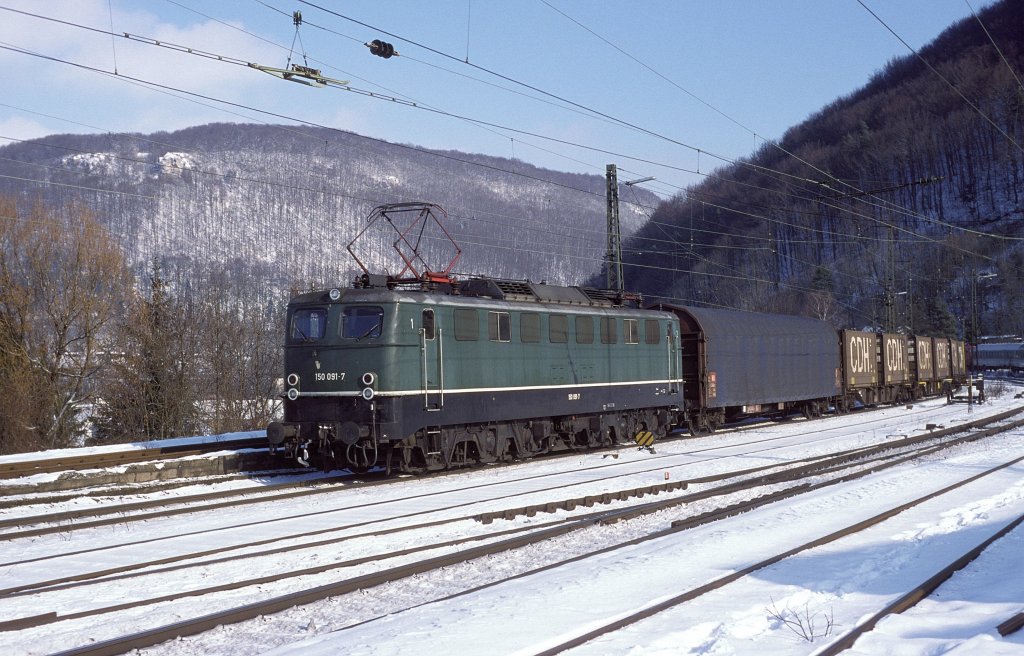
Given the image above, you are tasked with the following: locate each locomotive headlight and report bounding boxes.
[286,373,299,387]
[329,288,342,301]
[287,388,299,401]
[360,372,377,401]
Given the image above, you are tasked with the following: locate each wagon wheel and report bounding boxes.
[687,416,707,437]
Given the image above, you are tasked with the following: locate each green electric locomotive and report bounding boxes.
[267,275,684,473]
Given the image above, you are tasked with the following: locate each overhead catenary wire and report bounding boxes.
[0,134,932,271]
[0,18,871,235]
[293,0,1020,245]
[0,39,1001,286]
[965,0,1024,93]
[0,44,995,288]
[0,5,1016,297]
[2,2,1011,251]
[857,0,1024,156]
[0,124,885,311]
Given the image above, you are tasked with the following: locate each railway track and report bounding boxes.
[535,439,1024,653]
[3,402,1021,655]
[0,394,993,540]
[0,388,973,501]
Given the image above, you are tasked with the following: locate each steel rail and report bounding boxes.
[819,512,1024,653]
[2,401,952,540]
[0,432,934,597]
[28,414,1024,655]
[531,449,1024,655]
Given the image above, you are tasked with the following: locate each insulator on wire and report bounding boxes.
[367,39,398,59]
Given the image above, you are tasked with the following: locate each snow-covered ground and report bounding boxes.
[1,388,1023,655]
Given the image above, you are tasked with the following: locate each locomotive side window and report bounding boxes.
[645,319,660,344]
[600,316,617,344]
[520,313,540,343]
[624,319,639,344]
[549,314,568,343]
[454,308,479,341]
[576,316,594,344]
[341,306,383,339]
[488,312,511,342]
[291,308,328,341]
[422,308,435,340]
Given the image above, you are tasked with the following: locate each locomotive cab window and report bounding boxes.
[291,308,328,341]
[422,308,435,340]
[489,311,511,342]
[341,306,384,339]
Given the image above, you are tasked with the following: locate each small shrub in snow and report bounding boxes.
[766,596,834,642]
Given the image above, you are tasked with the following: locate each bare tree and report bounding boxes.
[0,196,130,452]
[92,261,201,442]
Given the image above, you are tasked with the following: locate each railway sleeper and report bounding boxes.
[475,480,689,524]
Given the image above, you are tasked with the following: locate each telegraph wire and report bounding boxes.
[412,231,867,315]
[538,0,1024,244]
[250,0,658,184]
[0,41,612,203]
[0,173,156,199]
[0,13,1003,314]
[0,15,845,223]
[0,6,1011,291]
[0,131,940,259]
[4,3,1003,250]
[294,0,743,166]
[293,0,913,232]
[965,0,1024,94]
[106,0,118,74]
[857,0,1023,155]
[0,4,685,197]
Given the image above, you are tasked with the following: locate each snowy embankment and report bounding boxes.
[144,391,1024,656]
[268,428,1024,656]
[0,430,264,465]
[2,389,1022,655]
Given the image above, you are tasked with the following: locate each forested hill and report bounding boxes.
[619,0,1022,338]
[0,123,656,288]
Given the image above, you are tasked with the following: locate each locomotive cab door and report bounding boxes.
[420,308,444,410]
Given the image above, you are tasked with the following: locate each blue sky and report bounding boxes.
[0,0,998,197]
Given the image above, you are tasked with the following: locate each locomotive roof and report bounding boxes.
[289,275,648,311]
